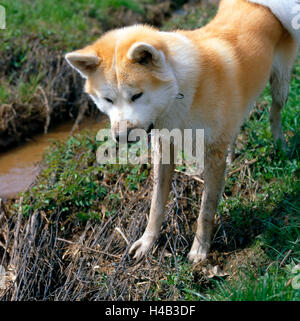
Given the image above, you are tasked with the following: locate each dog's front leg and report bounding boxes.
[188,144,227,263]
[129,143,175,260]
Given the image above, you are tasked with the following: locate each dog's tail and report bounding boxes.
[248,0,300,43]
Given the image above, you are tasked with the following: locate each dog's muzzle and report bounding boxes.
[114,122,154,143]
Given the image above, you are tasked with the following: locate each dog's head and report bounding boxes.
[65,25,178,142]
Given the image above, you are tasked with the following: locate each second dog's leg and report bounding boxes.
[129,144,174,260]
[188,144,227,263]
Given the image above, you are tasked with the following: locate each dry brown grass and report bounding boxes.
[0,39,91,151]
[0,171,211,300]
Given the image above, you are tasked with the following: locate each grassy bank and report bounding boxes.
[0,1,299,301]
[1,0,143,51]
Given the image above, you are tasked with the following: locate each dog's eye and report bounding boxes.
[131,92,143,102]
[104,97,113,104]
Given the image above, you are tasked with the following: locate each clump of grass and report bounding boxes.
[0,0,143,50]
[21,130,150,222]
[205,263,300,301]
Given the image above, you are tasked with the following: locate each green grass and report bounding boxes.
[0,0,143,50]
[158,253,300,301]
[0,0,151,108]
[205,262,300,301]
[162,2,218,31]
[0,80,10,103]
[21,132,150,222]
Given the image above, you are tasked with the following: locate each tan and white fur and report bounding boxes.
[65,0,299,263]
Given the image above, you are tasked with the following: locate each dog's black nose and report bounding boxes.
[146,123,154,134]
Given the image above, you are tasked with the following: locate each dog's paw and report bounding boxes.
[187,250,208,264]
[129,235,156,261]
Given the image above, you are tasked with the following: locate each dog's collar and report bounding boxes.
[176,93,184,99]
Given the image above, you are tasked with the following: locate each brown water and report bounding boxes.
[0,117,108,201]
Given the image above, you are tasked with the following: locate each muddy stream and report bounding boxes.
[0,117,108,201]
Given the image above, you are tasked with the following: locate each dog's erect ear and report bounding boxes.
[127,42,165,68]
[65,49,101,78]
[127,42,173,81]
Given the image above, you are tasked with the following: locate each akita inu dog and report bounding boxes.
[65,0,299,263]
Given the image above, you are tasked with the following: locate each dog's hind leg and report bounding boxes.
[188,143,227,263]
[269,33,298,149]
